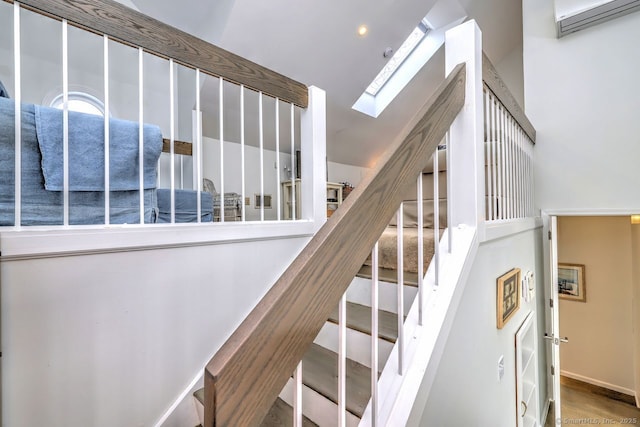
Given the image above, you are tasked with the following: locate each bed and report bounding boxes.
[0,85,214,226]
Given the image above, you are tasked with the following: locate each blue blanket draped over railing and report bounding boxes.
[34,105,162,191]
[0,97,161,225]
[0,91,214,226]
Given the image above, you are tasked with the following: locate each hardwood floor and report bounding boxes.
[544,378,640,426]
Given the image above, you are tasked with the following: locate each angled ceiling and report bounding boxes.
[128,0,523,167]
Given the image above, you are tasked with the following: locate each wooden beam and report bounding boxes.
[162,138,192,156]
[204,63,466,427]
[12,0,308,107]
[482,52,536,143]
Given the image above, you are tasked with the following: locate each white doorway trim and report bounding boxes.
[541,209,640,416]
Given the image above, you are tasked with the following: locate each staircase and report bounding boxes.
[193,155,445,425]
[194,265,419,426]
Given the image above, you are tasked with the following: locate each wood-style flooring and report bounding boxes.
[545,377,640,426]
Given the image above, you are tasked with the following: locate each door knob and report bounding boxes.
[544,333,569,345]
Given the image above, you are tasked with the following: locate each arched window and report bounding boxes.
[49,92,106,116]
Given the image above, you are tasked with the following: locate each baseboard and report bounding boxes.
[560,371,636,406]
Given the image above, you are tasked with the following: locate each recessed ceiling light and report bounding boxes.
[357,25,368,36]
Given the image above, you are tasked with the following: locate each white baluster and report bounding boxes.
[169,59,175,223]
[219,78,225,223]
[417,174,424,325]
[275,98,281,221]
[293,361,303,427]
[63,21,70,225]
[259,92,265,221]
[195,69,202,223]
[290,104,296,221]
[338,293,347,427]
[433,150,440,287]
[371,242,379,427]
[138,48,145,224]
[13,2,21,228]
[240,85,246,221]
[396,204,404,375]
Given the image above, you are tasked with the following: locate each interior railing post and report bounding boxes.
[445,19,484,229]
[300,86,327,229]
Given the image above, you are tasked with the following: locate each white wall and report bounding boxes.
[416,228,548,426]
[1,235,311,427]
[327,161,370,187]
[558,216,635,393]
[523,0,640,211]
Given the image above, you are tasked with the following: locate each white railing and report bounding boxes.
[483,86,535,222]
[1,1,322,231]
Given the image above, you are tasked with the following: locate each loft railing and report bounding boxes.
[1,0,320,228]
[482,53,536,221]
[204,61,466,426]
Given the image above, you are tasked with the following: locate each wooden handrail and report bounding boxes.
[204,63,466,427]
[10,0,309,107]
[482,52,536,142]
[162,138,192,156]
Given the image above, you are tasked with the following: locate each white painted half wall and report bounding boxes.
[414,227,547,426]
[523,0,640,211]
[558,216,635,394]
[1,235,310,426]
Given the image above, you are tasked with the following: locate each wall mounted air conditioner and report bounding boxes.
[555,0,640,37]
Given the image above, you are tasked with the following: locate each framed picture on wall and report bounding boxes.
[558,263,586,302]
[496,268,521,329]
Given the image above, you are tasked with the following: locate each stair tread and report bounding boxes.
[302,343,371,419]
[356,264,419,287]
[327,301,398,343]
[193,390,317,427]
[260,397,319,427]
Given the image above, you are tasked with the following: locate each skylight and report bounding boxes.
[352,5,467,119]
[365,20,430,96]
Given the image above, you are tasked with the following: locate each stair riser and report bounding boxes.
[347,276,417,316]
[314,321,393,371]
[279,378,360,427]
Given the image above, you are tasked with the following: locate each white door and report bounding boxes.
[546,216,564,424]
